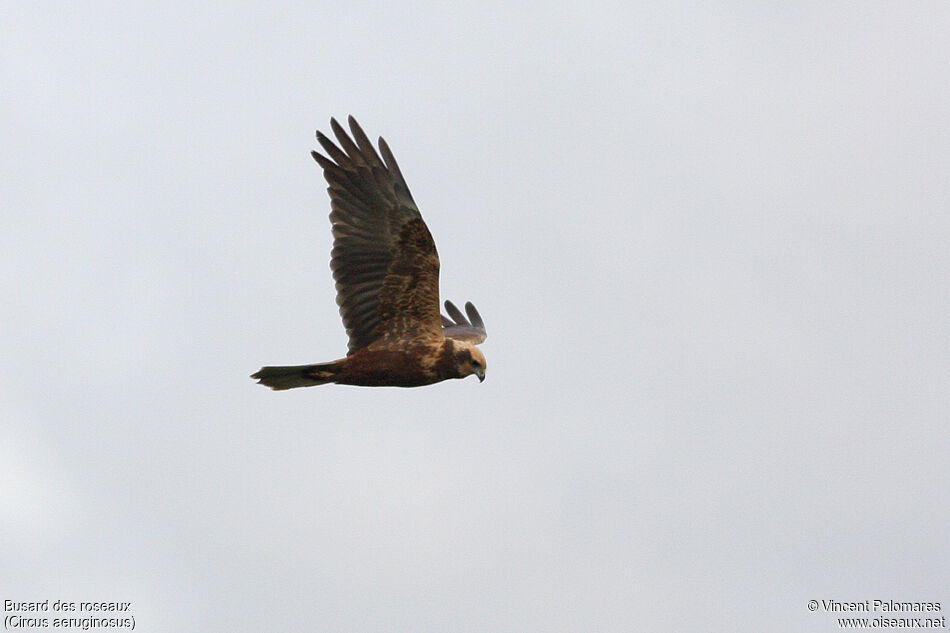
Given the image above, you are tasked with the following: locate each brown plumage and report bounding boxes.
[251,116,487,390]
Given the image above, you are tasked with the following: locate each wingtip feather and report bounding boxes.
[465,302,484,329]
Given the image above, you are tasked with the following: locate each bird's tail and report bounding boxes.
[251,360,344,390]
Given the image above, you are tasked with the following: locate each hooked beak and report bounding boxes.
[475,367,485,382]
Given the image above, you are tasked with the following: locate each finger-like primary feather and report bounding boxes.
[441,299,487,345]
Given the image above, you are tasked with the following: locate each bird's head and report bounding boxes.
[454,342,487,383]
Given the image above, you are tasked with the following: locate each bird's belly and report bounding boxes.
[337,350,441,387]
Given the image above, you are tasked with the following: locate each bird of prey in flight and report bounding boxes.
[252,116,487,389]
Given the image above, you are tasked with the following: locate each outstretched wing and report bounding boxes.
[441,300,487,345]
[312,116,443,354]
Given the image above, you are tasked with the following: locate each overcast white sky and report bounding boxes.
[3,2,949,631]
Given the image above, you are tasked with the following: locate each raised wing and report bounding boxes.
[441,300,487,345]
[312,116,443,354]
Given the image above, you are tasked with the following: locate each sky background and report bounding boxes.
[3,2,949,631]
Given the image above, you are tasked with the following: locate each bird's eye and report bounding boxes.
[472,360,481,369]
